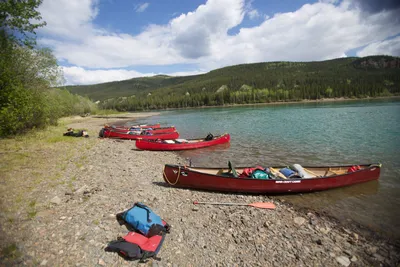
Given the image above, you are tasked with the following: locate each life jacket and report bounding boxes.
[105,232,165,262]
[347,165,361,173]
[99,128,110,138]
[239,166,265,178]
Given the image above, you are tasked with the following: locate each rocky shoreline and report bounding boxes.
[0,115,399,266]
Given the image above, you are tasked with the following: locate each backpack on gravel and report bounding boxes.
[116,202,170,237]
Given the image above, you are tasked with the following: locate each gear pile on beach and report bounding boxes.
[105,202,170,262]
[63,128,89,138]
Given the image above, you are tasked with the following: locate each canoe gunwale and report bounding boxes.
[136,133,231,151]
[164,163,381,181]
[104,130,180,140]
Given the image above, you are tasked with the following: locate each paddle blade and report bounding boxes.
[248,202,276,209]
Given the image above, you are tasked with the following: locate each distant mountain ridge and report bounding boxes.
[64,56,400,105]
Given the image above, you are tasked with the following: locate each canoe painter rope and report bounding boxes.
[163,166,181,185]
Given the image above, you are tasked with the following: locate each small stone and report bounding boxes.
[336,256,351,267]
[350,255,357,262]
[98,258,105,266]
[333,246,341,252]
[294,217,306,226]
[352,233,359,240]
[40,260,48,266]
[373,253,385,262]
[365,246,378,255]
[241,215,250,221]
[192,207,199,211]
[76,185,88,194]
[319,227,331,234]
[343,250,352,256]
[50,196,61,205]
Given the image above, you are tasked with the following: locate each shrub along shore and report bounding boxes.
[0,114,399,266]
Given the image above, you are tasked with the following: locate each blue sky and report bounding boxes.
[36,0,400,85]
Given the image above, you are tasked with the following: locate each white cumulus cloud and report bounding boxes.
[37,0,400,85]
[247,9,260,19]
[135,3,149,13]
[62,66,153,85]
[357,36,400,57]
[62,66,205,85]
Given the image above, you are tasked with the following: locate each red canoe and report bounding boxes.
[101,128,179,140]
[136,133,230,151]
[162,163,381,194]
[105,123,161,130]
[110,126,176,134]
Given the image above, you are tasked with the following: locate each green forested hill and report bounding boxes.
[64,56,400,111]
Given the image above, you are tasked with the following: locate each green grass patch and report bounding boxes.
[27,210,37,219]
[0,115,98,227]
[67,181,74,190]
[15,195,23,204]
[28,200,36,208]
[60,163,67,171]
[27,200,37,219]
[75,162,84,169]
[92,109,124,115]
[1,243,22,260]
[46,135,80,144]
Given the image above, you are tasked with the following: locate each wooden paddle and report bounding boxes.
[193,201,276,210]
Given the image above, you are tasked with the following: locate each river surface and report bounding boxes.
[133,99,400,239]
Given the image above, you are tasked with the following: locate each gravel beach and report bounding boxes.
[0,114,399,267]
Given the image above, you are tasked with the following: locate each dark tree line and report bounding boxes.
[99,57,400,111]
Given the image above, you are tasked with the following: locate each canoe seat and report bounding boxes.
[175,139,188,143]
[324,169,340,176]
[217,169,237,177]
[164,140,175,144]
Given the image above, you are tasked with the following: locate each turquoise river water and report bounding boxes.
[133,99,400,239]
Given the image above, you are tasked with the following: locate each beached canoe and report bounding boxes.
[109,126,176,135]
[105,123,161,130]
[162,163,381,194]
[136,133,230,151]
[101,128,179,140]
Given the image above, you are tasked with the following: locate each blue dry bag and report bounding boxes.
[279,168,296,178]
[116,202,169,237]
